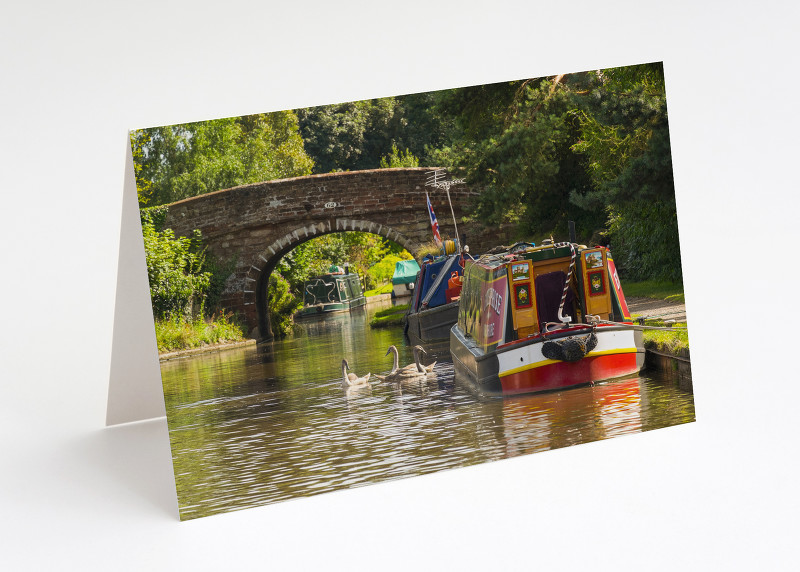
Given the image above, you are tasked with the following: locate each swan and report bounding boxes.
[375,345,435,381]
[341,359,370,387]
[411,345,436,373]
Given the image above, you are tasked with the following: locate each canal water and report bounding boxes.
[160,301,696,520]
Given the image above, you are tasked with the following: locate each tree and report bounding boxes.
[296,95,448,173]
[141,208,211,318]
[569,63,681,280]
[379,144,419,168]
[131,110,314,206]
[426,64,681,280]
[428,75,605,240]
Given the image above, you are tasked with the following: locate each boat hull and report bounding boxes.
[405,301,460,345]
[451,323,645,395]
[296,296,366,319]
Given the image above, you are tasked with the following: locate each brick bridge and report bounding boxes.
[162,168,512,340]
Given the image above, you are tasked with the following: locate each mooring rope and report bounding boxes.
[555,242,576,324]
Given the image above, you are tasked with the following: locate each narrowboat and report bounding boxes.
[391,259,421,299]
[450,240,645,395]
[404,254,465,346]
[296,267,366,318]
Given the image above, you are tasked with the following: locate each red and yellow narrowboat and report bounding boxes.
[450,240,644,395]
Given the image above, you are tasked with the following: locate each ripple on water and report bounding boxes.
[160,309,695,520]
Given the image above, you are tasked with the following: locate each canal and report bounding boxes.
[160,301,696,520]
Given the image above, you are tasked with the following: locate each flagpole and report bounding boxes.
[445,186,459,250]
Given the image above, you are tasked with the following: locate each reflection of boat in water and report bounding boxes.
[450,240,644,395]
[501,377,643,456]
[404,254,464,346]
[296,266,366,319]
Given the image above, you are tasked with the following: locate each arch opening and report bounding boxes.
[248,220,421,341]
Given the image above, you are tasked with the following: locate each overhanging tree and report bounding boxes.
[131,110,314,207]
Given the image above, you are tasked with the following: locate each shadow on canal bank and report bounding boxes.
[159,339,257,362]
[645,347,692,392]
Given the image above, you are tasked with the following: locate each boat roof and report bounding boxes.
[392,259,420,284]
[304,272,360,282]
[471,243,582,269]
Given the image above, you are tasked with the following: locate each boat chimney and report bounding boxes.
[568,220,576,243]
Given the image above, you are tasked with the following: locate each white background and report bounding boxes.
[2,1,798,570]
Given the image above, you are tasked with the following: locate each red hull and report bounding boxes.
[500,352,640,395]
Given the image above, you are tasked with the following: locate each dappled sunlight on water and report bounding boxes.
[160,304,695,520]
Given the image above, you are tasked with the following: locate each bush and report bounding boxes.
[141,208,211,319]
[155,311,244,352]
[268,273,302,337]
[607,199,683,282]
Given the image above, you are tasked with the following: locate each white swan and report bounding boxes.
[341,359,371,387]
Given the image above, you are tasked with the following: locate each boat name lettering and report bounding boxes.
[484,287,503,315]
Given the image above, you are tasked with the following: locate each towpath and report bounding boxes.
[626,297,687,322]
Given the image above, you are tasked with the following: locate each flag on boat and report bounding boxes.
[426,191,443,247]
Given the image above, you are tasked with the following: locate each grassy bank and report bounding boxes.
[622,280,684,303]
[622,281,688,355]
[364,283,393,297]
[638,318,690,357]
[369,303,409,328]
[155,312,245,353]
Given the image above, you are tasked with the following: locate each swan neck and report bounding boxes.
[413,346,425,373]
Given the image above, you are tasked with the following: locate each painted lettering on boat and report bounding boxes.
[484,287,503,315]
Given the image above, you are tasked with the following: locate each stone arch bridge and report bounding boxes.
[162,168,512,340]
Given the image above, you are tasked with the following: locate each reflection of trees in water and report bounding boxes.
[637,370,696,432]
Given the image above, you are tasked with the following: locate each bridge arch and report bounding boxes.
[160,167,513,340]
[246,219,421,340]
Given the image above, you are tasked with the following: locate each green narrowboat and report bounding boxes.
[296,267,366,318]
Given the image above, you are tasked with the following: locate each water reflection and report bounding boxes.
[160,303,695,520]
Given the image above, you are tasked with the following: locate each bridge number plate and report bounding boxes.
[324,202,340,209]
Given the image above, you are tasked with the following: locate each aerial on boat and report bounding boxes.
[450,238,645,395]
[296,265,367,319]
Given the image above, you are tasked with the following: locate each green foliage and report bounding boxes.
[267,273,302,338]
[141,208,211,319]
[621,280,685,302]
[379,144,419,168]
[130,130,153,205]
[640,320,690,354]
[297,95,448,173]
[569,63,673,209]
[277,232,409,295]
[429,76,605,240]
[608,199,682,282]
[364,283,393,297]
[366,252,413,287]
[131,110,314,206]
[202,254,238,314]
[427,63,680,279]
[154,312,244,353]
[369,304,409,328]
